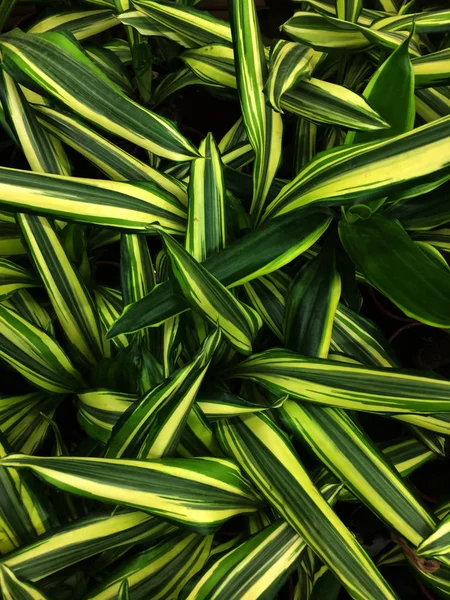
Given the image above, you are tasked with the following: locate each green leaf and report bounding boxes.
[0,167,187,232]
[0,454,262,533]
[0,303,83,393]
[27,8,118,41]
[279,401,435,546]
[413,48,450,88]
[2,289,53,337]
[118,579,129,600]
[177,404,223,458]
[181,44,388,131]
[332,304,398,367]
[18,214,108,367]
[0,70,69,176]
[262,115,450,221]
[346,34,415,145]
[93,287,129,351]
[109,210,331,337]
[264,41,313,113]
[120,233,155,351]
[186,132,226,262]
[77,389,135,444]
[415,86,450,123]
[0,432,54,555]
[3,511,175,582]
[86,45,133,94]
[86,532,212,600]
[131,0,232,46]
[0,563,50,600]
[105,328,221,458]
[0,30,198,161]
[35,105,187,205]
[161,232,262,353]
[284,245,341,358]
[339,215,450,327]
[216,413,397,600]
[228,0,282,221]
[228,348,450,413]
[282,12,420,55]
[336,0,362,22]
[294,117,317,175]
[0,258,40,299]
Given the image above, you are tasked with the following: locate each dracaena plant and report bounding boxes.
[0,0,449,598]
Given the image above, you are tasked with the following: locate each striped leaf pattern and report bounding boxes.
[279,401,435,546]
[0,167,187,232]
[265,41,314,113]
[0,30,198,161]
[161,233,262,354]
[228,0,283,221]
[109,211,331,336]
[284,245,341,358]
[0,454,262,532]
[3,511,176,582]
[262,115,450,222]
[0,564,50,600]
[186,133,226,262]
[18,214,107,366]
[216,413,397,599]
[228,348,450,413]
[0,303,83,393]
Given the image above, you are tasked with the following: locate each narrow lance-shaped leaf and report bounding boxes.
[169,236,261,352]
[86,532,212,600]
[0,258,40,299]
[118,580,129,600]
[4,395,61,455]
[0,30,199,161]
[35,105,187,205]
[0,432,54,555]
[77,389,135,444]
[216,413,397,600]
[181,43,388,132]
[413,48,450,88]
[279,401,435,546]
[186,132,226,262]
[131,0,233,46]
[336,0,363,22]
[0,70,69,176]
[177,404,224,458]
[94,287,129,351]
[0,303,83,393]
[0,167,187,233]
[109,211,331,337]
[0,564,50,600]
[86,44,133,95]
[0,454,261,533]
[2,511,176,582]
[2,289,53,337]
[339,215,450,327]
[281,12,420,55]
[346,33,415,145]
[18,214,107,367]
[294,118,316,175]
[227,348,450,413]
[106,328,221,458]
[229,0,282,221]
[120,234,155,351]
[27,9,118,41]
[187,482,341,600]
[264,41,313,113]
[262,115,450,222]
[284,245,341,358]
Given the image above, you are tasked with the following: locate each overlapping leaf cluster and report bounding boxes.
[0,0,449,598]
